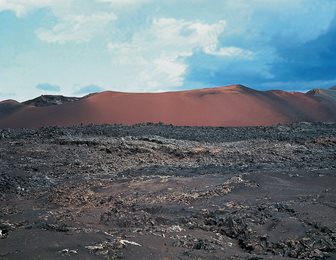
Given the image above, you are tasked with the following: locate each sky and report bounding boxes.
[0,0,336,101]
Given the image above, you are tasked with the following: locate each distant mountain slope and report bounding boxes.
[0,85,335,128]
[0,100,25,120]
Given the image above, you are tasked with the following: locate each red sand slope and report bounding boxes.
[0,85,335,128]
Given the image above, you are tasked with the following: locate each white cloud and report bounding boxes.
[99,0,151,8]
[0,0,149,17]
[0,0,156,44]
[148,18,226,57]
[0,0,53,17]
[204,46,254,59]
[106,18,252,90]
[0,0,119,44]
[36,12,116,44]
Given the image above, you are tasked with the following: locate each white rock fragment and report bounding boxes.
[119,239,142,246]
[167,225,184,232]
[85,244,104,250]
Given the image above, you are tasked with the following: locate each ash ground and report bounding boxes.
[0,123,336,259]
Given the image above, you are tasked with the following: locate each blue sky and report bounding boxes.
[0,0,336,101]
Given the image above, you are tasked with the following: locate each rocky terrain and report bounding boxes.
[0,122,336,259]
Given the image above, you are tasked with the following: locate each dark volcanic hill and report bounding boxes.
[23,95,81,107]
[0,85,336,128]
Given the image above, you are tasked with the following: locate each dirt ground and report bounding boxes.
[0,122,336,259]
